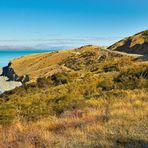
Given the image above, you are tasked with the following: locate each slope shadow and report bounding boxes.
[116,138,148,148]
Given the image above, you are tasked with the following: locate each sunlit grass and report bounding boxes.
[0,46,148,147]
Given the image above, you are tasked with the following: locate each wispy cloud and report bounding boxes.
[0,36,123,49]
[0,36,122,43]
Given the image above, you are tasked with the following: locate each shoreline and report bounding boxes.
[0,68,22,94]
[0,49,56,94]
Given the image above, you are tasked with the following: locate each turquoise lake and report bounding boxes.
[0,49,55,68]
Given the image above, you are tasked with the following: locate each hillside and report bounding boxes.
[0,44,148,147]
[108,30,148,54]
[10,45,101,80]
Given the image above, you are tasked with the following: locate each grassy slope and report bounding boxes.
[108,30,148,54]
[11,50,74,80]
[11,45,99,80]
[142,30,148,42]
[0,45,148,147]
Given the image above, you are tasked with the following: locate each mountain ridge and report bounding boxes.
[108,30,148,54]
[0,31,148,147]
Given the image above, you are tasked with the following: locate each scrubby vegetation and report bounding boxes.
[0,46,148,147]
[108,30,148,54]
[142,30,148,42]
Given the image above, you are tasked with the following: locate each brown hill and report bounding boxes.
[10,44,148,82]
[0,44,148,147]
[10,45,100,80]
[108,30,148,54]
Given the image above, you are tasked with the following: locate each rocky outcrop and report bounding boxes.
[0,62,29,84]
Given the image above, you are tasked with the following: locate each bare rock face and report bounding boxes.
[108,30,148,55]
[0,62,29,94]
[1,62,29,83]
[1,62,18,81]
[0,69,22,94]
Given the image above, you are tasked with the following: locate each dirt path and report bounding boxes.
[104,48,148,60]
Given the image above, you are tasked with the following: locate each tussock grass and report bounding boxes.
[0,45,148,147]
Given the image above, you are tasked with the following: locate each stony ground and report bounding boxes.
[0,69,21,94]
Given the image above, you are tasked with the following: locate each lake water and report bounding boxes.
[0,49,55,68]
[0,49,55,93]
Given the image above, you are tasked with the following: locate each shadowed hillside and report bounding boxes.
[0,43,148,147]
[108,30,148,55]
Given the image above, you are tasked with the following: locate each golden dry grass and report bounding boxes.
[0,89,147,148]
[0,45,148,147]
[108,30,148,54]
[11,46,99,80]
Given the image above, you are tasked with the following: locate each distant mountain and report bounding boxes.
[108,30,148,54]
[0,45,71,50]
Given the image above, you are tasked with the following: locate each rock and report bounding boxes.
[21,75,30,84]
[0,62,30,94]
[16,75,29,84]
[97,54,107,62]
[104,65,119,72]
[1,62,29,83]
[51,74,67,85]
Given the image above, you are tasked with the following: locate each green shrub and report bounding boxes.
[0,103,17,125]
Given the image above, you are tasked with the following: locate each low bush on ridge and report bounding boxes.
[0,47,148,147]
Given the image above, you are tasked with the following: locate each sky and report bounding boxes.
[0,0,148,49]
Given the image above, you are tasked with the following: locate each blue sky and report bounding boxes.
[0,0,148,49]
